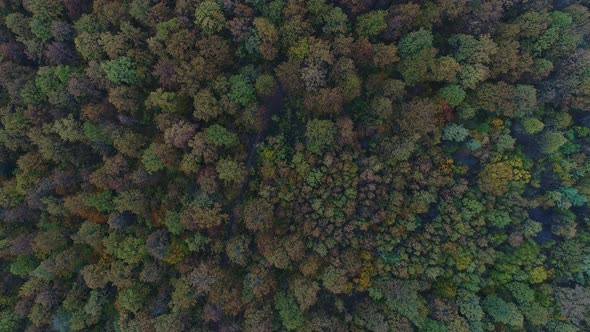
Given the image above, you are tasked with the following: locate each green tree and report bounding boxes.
[194,89,222,121]
[422,319,448,332]
[84,191,115,213]
[216,158,245,184]
[305,119,336,154]
[275,291,305,330]
[52,115,83,142]
[442,123,469,142]
[323,7,349,35]
[397,48,437,85]
[483,295,523,328]
[10,255,38,276]
[146,88,189,114]
[458,64,489,89]
[24,0,64,19]
[449,34,497,64]
[541,131,567,154]
[229,75,256,106]
[290,277,320,310]
[113,131,147,158]
[35,65,76,106]
[458,290,484,323]
[398,29,433,58]
[485,210,511,228]
[142,147,166,173]
[356,10,387,37]
[194,0,226,35]
[439,85,466,107]
[255,74,277,96]
[129,0,153,25]
[0,310,22,332]
[30,16,52,42]
[104,233,147,265]
[522,118,545,134]
[118,283,149,313]
[205,124,239,148]
[101,57,141,85]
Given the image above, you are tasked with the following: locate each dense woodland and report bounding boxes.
[0,0,589,331]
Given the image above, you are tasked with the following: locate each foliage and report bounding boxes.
[356,10,387,38]
[194,0,225,35]
[439,85,466,107]
[142,148,165,173]
[216,158,245,184]
[205,125,239,148]
[541,131,568,154]
[0,1,588,331]
[229,75,256,106]
[305,119,336,154]
[442,123,469,142]
[522,118,545,134]
[398,29,434,58]
[255,74,277,96]
[483,295,523,328]
[101,57,141,85]
[275,292,305,330]
[118,284,149,313]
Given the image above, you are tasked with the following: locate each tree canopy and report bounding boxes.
[0,0,589,331]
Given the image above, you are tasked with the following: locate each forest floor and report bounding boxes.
[226,86,285,235]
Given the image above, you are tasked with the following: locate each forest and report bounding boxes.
[0,0,589,331]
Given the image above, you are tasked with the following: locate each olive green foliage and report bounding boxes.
[194,0,226,35]
[255,74,277,96]
[142,148,165,173]
[439,85,466,107]
[216,158,244,184]
[84,191,115,213]
[275,292,305,330]
[101,57,141,85]
[118,284,149,313]
[522,118,545,134]
[205,125,239,148]
[398,29,434,57]
[356,10,387,37]
[442,123,469,142]
[9,255,38,276]
[542,131,568,154]
[305,119,336,154]
[483,295,523,327]
[229,75,256,106]
[36,66,76,106]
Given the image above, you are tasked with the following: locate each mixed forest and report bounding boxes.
[0,0,590,331]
